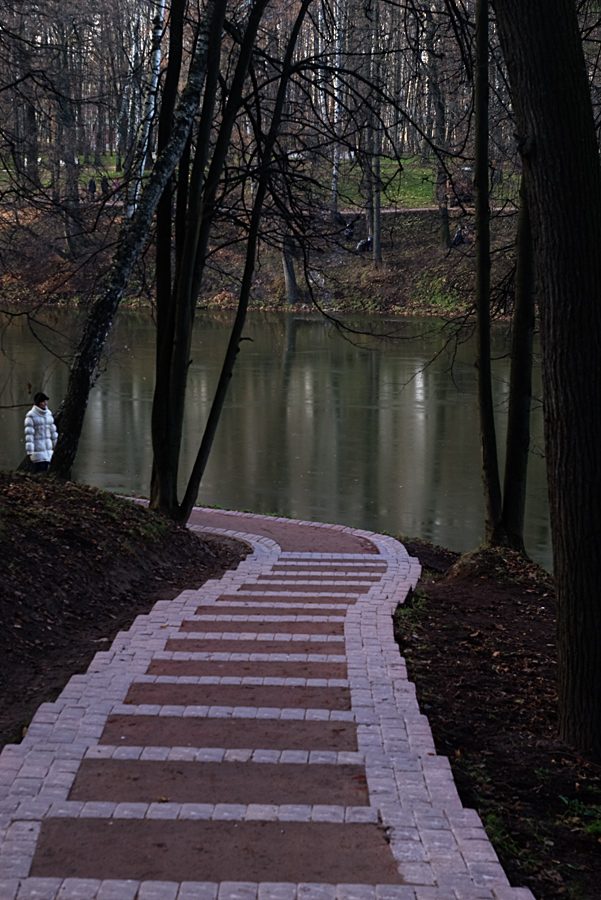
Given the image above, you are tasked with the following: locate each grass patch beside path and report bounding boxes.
[395,540,601,900]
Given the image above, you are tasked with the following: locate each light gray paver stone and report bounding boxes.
[138,882,179,900]
[96,881,139,900]
[14,880,62,900]
[56,880,102,899]
[218,884,258,900]
[374,889,416,900]
[336,887,376,900]
[298,886,336,900]
[257,884,297,900]
[178,885,219,900]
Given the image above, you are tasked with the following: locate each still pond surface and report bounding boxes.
[0,309,551,569]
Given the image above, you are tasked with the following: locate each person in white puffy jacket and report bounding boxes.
[24,392,58,473]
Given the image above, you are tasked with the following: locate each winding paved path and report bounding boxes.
[0,509,535,900]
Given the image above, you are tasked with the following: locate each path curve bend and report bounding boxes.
[0,508,535,900]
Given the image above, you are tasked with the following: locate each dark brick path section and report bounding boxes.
[32,821,404,883]
[186,508,381,554]
[100,716,359,751]
[69,760,370,806]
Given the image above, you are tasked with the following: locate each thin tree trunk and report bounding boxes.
[372,143,382,264]
[282,234,300,303]
[127,0,166,215]
[364,124,374,239]
[24,104,42,189]
[424,6,451,249]
[502,181,535,551]
[150,0,271,516]
[474,0,505,545]
[330,0,345,216]
[57,97,82,258]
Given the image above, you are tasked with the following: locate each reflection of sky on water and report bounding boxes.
[0,310,550,570]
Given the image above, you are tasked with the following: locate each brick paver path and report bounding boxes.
[0,509,535,900]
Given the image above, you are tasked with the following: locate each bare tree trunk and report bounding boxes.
[330,0,345,216]
[474,0,505,545]
[424,6,451,249]
[24,104,42,189]
[149,0,187,509]
[150,0,231,514]
[372,143,382,265]
[370,0,382,265]
[283,234,300,303]
[176,0,314,523]
[56,38,83,259]
[150,0,271,516]
[127,0,166,215]
[502,181,535,551]
[95,66,106,168]
[494,0,601,760]
[436,167,451,249]
[363,123,374,240]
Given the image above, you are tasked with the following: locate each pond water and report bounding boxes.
[0,309,551,569]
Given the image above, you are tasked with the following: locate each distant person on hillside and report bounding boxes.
[101,175,109,197]
[88,177,96,201]
[111,177,122,201]
[24,392,58,473]
[452,226,465,247]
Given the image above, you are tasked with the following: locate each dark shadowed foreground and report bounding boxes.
[0,472,248,749]
[395,542,601,900]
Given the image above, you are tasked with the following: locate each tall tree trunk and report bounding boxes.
[150,0,231,515]
[149,0,186,509]
[424,6,451,249]
[56,44,83,259]
[369,0,382,265]
[474,0,505,545]
[494,0,601,760]
[150,0,271,516]
[282,234,300,303]
[330,0,345,216]
[372,142,382,265]
[95,66,106,169]
[501,181,535,551]
[24,104,42,190]
[363,123,374,239]
[175,0,314,524]
[127,0,166,215]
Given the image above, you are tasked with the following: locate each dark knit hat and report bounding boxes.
[33,392,49,406]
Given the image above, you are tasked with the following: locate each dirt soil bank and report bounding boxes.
[396,541,601,900]
[0,208,515,317]
[0,472,248,749]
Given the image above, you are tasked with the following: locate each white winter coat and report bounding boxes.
[24,405,58,462]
